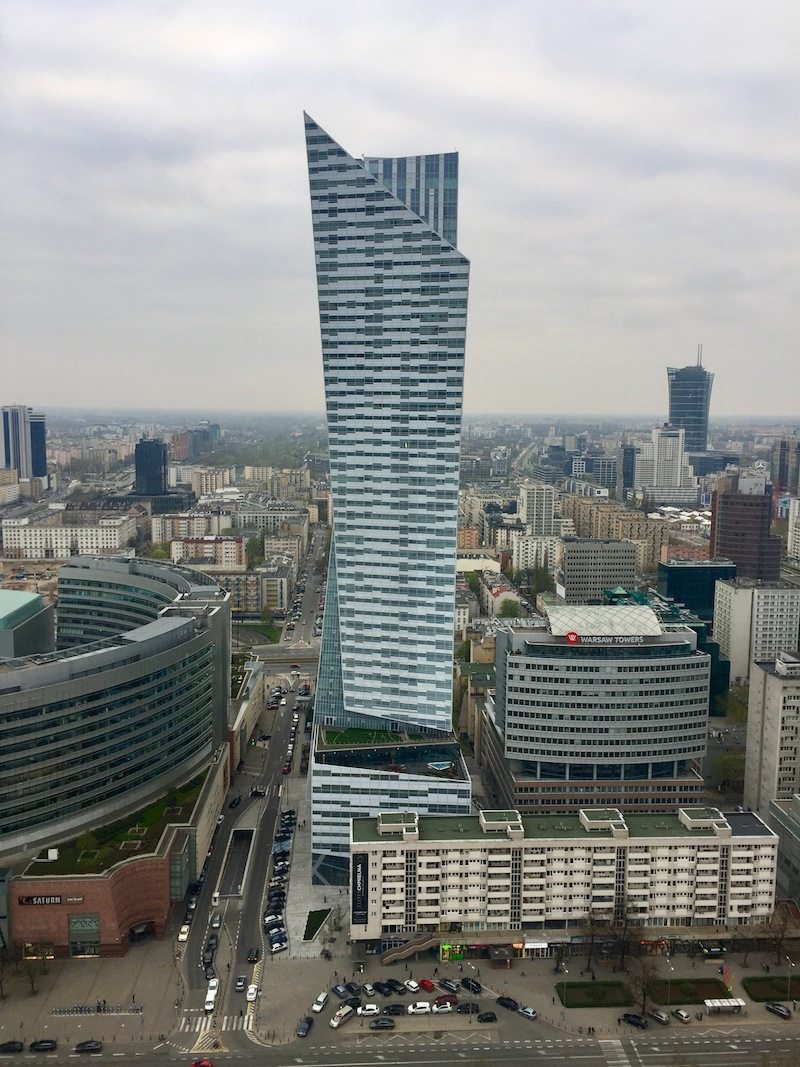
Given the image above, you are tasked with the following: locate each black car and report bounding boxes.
[439,978,460,993]
[477,1011,497,1024]
[251,786,267,797]
[247,946,260,962]
[373,980,393,996]
[383,1003,405,1016]
[206,934,219,952]
[74,1040,103,1053]
[344,981,361,996]
[457,1001,480,1014]
[188,881,202,896]
[622,1013,648,1029]
[296,1015,313,1038]
[229,796,242,809]
[275,831,292,842]
[28,1041,58,1053]
[332,983,349,998]
[202,950,214,967]
[496,996,519,1012]
[268,895,286,908]
[204,963,215,980]
[370,1017,396,1030]
[0,1041,24,1053]
[387,978,407,994]
[283,809,296,817]
[342,996,362,1010]
[461,977,482,994]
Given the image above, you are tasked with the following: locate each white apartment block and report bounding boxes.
[2,515,136,559]
[169,536,247,567]
[151,512,226,542]
[518,481,560,536]
[714,579,800,686]
[349,808,777,942]
[263,533,304,564]
[745,652,800,820]
[634,425,694,489]
[511,534,561,575]
[788,498,800,563]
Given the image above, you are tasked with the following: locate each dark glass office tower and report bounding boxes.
[667,362,714,452]
[134,438,168,496]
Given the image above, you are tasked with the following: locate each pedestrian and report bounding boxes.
[132,993,135,1005]
[618,1017,622,1026]
[521,970,526,977]
[592,972,596,982]
[552,996,556,1005]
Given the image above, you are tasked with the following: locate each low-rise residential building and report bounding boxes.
[151,512,227,541]
[349,807,777,949]
[713,579,800,686]
[745,652,800,820]
[169,536,247,567]
[2,513,136,559]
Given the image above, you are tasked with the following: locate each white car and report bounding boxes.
[280,698,287,706]
[407,1001,431,1015]
[357,1003,380,1016]
[246,984,258,1002]
[432,1001,452,1014]
[207,978,219,994]
[177,924,190,943]
[404,979,420,993]
[518,1006,538,1020]
[211,913,221,929]
[362,983,376,997]
[312,991,329,1013]
[672,1009,691,1023]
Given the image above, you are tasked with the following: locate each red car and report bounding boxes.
[418,978,435,992]
[192,1060,214,1067]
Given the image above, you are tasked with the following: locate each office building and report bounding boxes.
[710,473,781,582]
[305,114,471,882]
[657,558,737,622]
[745,652,800,821]
[772,436,800,496]
[350,808,776,950]
[0,590,54,658]
[1,405,47,480]
[667,358,714,452]
[134,437,168,496]
[481,605,710,813]
[2,513,137,560]
[556,538,637,603]
[713,579,800,686]
[518,480,559,536]
[634,425,695,489]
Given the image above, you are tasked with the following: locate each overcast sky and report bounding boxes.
[2,1,797,418]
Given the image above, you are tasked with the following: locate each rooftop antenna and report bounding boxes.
[697,343,703,366]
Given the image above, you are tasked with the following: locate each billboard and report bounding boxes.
[351,852,369,925]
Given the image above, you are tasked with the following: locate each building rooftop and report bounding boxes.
[545,604,663,637]
[0,589,44,630]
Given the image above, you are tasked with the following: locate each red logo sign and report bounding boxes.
[565,631,580,644]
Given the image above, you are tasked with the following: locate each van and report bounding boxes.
[212,892,220,907]
[648,1009,670,1026]
[329,1005,354,1029]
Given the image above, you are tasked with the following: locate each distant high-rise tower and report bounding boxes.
[667,348,714,452]
[305,114,472,883]
[134,438,168,496]
[1,405,47,479]
[710,472,781,582]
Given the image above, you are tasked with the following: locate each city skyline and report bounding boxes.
[3,2,796,417]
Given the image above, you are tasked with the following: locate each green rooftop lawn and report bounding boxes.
[27,775,204,876]
[323,727,427,747]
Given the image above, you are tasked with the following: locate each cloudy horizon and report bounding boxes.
[2,1,797,417]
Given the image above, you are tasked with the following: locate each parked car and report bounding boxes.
[404,979,420,994]
[251,786,267,797]
[177,924,190,942]
[477,1012,497,1024]
[206,934,218,952]
[74,1042,103,1054]
[312,991,329,1013]
[28,1041,58,1053]
[496,996,519,1012]
[456,1002,480,1014]
[329,1005,354,1029]
[342,996,362,1010]
[766,1002,792,1019]
[357,1004,380,1016]
[648,1009,670,1026]
[369,1017,395,1030]
[435,993,458,1007]
[461,977,482,994]
[387,979,407,994]
[210,913,221,929]
[296,1016,313,1038]
[331,983,349,999]
[362,983,376,997]
[439,978,460,993]
[432,1002,452,1014]
[383,1003,406,1016]
[407,1001,431,1015]
[0,1042,24,1053]
[270,942,287,954]
[373,980,393,996]
[622,1012,649,1029]
[419,978,435,992]
[672,1008,691,1023]
[518,1006,538,1020]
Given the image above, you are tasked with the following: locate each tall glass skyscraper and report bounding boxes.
[306,115,469,734]
[305,115,472,883]
[667,360,714,452]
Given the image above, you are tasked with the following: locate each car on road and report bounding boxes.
[229,796,241,809]
[191,1060,214,1067]
[456,1002,480,1015]
[369,1017,395,1031]
[477,1011,496,1024]
[216,815,224,825]
[210,913,221,929]
[312,991,329,1013]
[280,698,287,706]
[383,1003,405,1016]
[188,896,198,911]
[251,786,267,797]
[766,1002,792,1019]
[177,924,190,943]
[407,1001,431,1015]
[496,996,519,1012]
[461,977,482,994]
[28,1040,58,1053]
[357,1003,380,1016]
[296,1016,313,1038]
[0,1041,24,1053]
[432,1001,452,1014]
[518,1006,538,1020]
[235,975,247,992]
[206,934,218,952]
[282,763,291,774]
[622,1012,648,1029]
[672,1009,691,1023]
[246,984,259,1002]
[247,946,260,962]
[74,1040,103,1053]
[202,950,214,969]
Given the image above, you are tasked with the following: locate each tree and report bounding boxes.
[260,607,274,626]
[628,953,662,1016]
[765,903,792,965]
[714,686,749,723]
[583,907,613,972]
[465,571,481,595]
[498,599,522,618]
[611,898,644,972]
[717,750,746,792]
[246,536,264,570]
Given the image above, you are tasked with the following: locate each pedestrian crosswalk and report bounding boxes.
[598,1038,632,1067]
[180,1013,253,1032]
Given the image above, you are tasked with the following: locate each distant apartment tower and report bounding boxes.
[744,651,800,820]
[634,425,695,489]
[789,499,800,563]
[556,538,637,603]
[667,358,714,452]
[710,472,781,582]
[713,578,800,685]
[518,480,559,536]
[771,435,800,496]
[134,438,168,496]
[1,405,47,480]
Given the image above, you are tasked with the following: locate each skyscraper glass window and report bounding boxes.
[305,114,470,735]
[667,360,714,452]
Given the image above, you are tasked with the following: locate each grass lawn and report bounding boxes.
[556,981,633,1009]
[652,977,731,1005]
[325,727,405,746]
[240,622,282,643]
[742,975,800,1001]
[304,908,331,940]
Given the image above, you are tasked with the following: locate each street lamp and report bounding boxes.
[666,959,675,1007]
[786,955,795,1008]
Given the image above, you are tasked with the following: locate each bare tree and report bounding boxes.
[611,898,644,972]
[765,904,792,965]
[628,953,662,1017]
[583,907,613,972]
